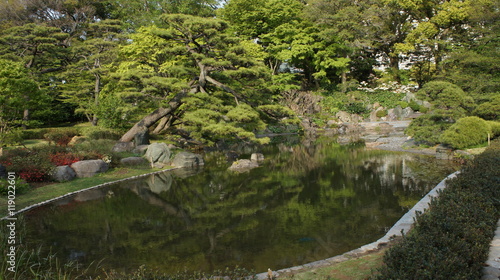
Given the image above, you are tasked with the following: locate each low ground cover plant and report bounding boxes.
[373,139,500,279]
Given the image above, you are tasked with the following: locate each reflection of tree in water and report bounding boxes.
[23,138,459,275]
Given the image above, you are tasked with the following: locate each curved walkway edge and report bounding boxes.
[258,171,461,279]
[482,219,500,280]
[1,167,181,220]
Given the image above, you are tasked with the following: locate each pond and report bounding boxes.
[23,137,459,276]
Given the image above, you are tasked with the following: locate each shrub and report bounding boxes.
[44,128,79,146]
[440,116,492,149]
[22,128,50,140]
[0,178,31,196]
[408,100,421,111]
[81,126,122,140]
[49,152,82,166]
[345,101,369,115]
[0,147,57,183]
[472,95,499,120]
[376,109,388,118]
[406,114,454,145]
[487,121,500,137]
[397,101,409,108]
[373,139,500,279]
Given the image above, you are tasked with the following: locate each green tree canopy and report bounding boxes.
[114,14,296,146]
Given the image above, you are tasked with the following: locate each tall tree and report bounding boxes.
[115,14,295,145]
[59,19,124,126]
[0,59,43,146]
[0,23,69,126]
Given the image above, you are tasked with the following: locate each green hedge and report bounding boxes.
[373,139,500,280]
[440,116,492,149]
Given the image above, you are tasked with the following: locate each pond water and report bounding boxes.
[23,137,459,276]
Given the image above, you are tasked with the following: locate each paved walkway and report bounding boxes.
[482,220,500,279]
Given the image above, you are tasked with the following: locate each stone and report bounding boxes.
[372,102,381,109]
[350,114,362,123]
[112,141,135,153]
[144,143,171,164]
[251,153,264,163]
[392,105,404,120]
[120,157,147,166]
[336,111,352,123]
[134,130,150,146]
[146,173,173,194]
[52,165,77,182]
[402,107,414,119]
[68,136,87,146]
[71,160,109,178]
[132,145,149,155]
[172,151,204,168]
[228,159,259,173]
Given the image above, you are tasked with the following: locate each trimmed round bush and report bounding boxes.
[440,116,492,149]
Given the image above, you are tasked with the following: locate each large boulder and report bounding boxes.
[134,130,150,146]
[71,160,109,178]
[144,143,171,164]
[228,159,259,173]
[68,136,87,146]
[171,152,204,168]
[52,165,77,182]
[112,141,135,153]
[132,145,149,155]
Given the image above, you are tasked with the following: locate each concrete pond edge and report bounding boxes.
[1,167,181,220]
[258,171,461,279]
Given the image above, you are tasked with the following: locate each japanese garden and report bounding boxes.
[0,0,499,279]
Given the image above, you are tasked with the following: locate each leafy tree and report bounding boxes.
[58,19,125,126]
[114,14,295,146]
[416,81,474,118]
[0,60,43,146]
[104,0,219,30]
[0,23,71,126]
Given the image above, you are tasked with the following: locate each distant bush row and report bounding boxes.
[373,139,500,279]
[22,126,123,142]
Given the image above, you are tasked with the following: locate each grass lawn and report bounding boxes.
[0,166,171,214]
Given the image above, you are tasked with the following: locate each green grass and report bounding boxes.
[0,166,171,213]
[277,249,386,280]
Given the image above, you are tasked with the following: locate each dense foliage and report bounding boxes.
[0,0,498,147]
[373,139,500,279]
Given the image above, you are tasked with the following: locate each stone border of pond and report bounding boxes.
[258,171,461,280]
[0,167,181,220]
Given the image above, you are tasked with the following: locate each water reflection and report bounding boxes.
[24,138,458,276]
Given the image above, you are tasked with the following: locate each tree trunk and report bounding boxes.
[389,55,400,83]
[119,91,187,142]
[152,116,171,134]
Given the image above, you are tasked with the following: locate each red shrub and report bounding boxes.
[49,152,82,166]
[19,168,49,182]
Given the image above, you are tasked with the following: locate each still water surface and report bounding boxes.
[24,137,459,275]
